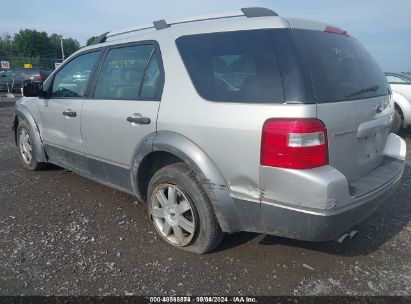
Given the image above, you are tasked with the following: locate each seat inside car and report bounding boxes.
[115,67,142,99]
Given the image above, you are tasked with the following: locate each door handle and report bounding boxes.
[127,116,151,125]
[62,110,77,117]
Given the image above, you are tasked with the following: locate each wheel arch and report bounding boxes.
[130,131,242,232]
[13,103,47,163]
[392,91,411,125]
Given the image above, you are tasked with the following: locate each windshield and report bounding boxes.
[292,29,389,103]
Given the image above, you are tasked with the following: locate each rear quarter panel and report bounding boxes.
[156,32,317,203]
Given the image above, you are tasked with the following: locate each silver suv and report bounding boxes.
[13,7,406,253]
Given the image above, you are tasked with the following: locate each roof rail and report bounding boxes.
[107,23,155,39]
[241,7,278,17]
[153,19,170,30]
[166,10,244,25]
[91,32,109,44]
[92,7,278,44]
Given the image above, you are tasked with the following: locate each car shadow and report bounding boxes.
[400,126,411,135]
[42,164,63,171]
[215,164,411,257]
[399,126,411,141]
[213,231,260,252]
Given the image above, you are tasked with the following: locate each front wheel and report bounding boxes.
[16,120,45,171]
[147,163,223,254]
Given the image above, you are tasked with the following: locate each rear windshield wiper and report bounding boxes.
[346,85,380,98]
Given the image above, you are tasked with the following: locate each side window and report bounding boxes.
[176,30,284,103]
[94,44,154,100]
[212,54,257,92]
[52,51,101,98]
[140,53,161,99]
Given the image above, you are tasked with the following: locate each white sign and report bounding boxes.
[55,62,62,70]
[1,61,10,69]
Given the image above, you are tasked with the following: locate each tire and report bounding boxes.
[147,162,223,254]
[391,108,403,134]
[16,120,45,171]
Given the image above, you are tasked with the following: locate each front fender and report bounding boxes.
[14,103,47,163]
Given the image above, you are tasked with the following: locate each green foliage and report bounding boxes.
[0,34,13,57]
[86,36,98,46]
[0,29,81,69]
[63,37,81,55]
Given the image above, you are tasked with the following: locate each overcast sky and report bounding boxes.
[2,0,410,71]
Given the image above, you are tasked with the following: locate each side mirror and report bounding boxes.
[23,80,42,97]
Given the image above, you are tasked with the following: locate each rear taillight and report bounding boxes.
[261,119,328,169]
[37,74,43,81]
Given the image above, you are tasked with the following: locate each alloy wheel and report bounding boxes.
[151,184,196,247]
[19,128,32,164]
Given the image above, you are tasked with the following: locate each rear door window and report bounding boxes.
[93,44,161,100]
[176,30,284,103]
[291,29,389,102]
[140,54,162,99]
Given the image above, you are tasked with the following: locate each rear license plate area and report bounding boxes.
[358,132,381,163]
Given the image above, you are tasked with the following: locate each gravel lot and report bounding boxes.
[0,97,410,296]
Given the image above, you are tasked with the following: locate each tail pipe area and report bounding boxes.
[336,230,359,243]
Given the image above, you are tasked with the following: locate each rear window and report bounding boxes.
[176,30,284,103]
[13,68,26,76]
[292,29,389,102]
[40,68,52,75]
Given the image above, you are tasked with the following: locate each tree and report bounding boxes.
[13,29,52,61]
[86,36,98,46]
[0,33,13,57]
[49,33,64,59]
[49,34,81,60]
[0,29,81,69]
[62,37,80,56]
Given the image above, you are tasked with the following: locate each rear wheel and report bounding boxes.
[391,108,403,134]
[17,120,45,171]
[147,163,223,254]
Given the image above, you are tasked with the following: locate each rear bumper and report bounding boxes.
[259,163,403,241]
[256,133,406,241]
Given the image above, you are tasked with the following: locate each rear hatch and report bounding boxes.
[291,28,392,182]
